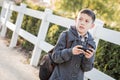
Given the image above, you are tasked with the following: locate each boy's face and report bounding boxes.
[75,13,94,36]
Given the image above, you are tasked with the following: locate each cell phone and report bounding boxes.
[78,46,92,52]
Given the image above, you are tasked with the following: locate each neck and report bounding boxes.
[79,32,87,37]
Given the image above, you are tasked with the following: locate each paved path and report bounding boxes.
[0,37,39,80]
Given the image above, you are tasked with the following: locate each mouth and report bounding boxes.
[79,26,85,29]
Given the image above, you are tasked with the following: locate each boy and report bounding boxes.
[49,9,96,80]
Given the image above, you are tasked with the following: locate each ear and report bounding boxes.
[90,23,95,29]
[75,17,77,23]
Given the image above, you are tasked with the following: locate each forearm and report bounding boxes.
[52,48,73,63]
[81,55,94,72]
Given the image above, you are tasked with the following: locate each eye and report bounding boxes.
[86,20,89,23]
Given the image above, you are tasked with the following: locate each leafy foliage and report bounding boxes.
[0,7,2,13]
[46,24,67,46]
[95,40,120,79]
[54,0,120,31]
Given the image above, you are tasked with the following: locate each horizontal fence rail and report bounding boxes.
[0,1,118,80]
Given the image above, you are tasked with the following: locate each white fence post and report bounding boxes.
[0,1,6,19]
[9,3,26,48]
[30,9,53,66]
[0,1,12,37]
[94,20,104,47]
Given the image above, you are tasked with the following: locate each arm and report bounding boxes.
[81,42,96,72]
[51,32,73,64]
[81,54,95,72]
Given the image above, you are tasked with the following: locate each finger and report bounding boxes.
[89,48,95,52]
[76,45,83,50]
[84,52,89,58]
[86,50,92,54]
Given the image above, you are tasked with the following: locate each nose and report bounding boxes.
[80,20,85,25]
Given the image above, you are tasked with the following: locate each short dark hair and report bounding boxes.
[80,9,96,22]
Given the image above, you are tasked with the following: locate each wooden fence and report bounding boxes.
[0,1,119,80]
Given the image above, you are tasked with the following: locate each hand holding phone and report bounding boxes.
[78,46,92,52]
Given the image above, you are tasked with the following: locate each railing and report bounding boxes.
[0,1,119,80]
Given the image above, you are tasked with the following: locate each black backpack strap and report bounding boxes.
[65,31,72,48]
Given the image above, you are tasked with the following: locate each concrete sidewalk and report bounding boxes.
[0,37,39,80]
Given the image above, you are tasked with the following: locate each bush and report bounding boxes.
[0,7,2,13]
[46,24,67,45]
[95,40,120,79]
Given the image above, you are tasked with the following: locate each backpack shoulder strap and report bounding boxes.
[48,31,72,64]
[65,31,72,48]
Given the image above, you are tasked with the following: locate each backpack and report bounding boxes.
[39,31,71,80]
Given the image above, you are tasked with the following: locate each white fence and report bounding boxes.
[0,1,119,80]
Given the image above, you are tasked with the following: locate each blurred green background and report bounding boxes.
[1,0,120,79]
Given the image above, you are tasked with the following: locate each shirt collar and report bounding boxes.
[77,31,88,38]
[77,31,88,42]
